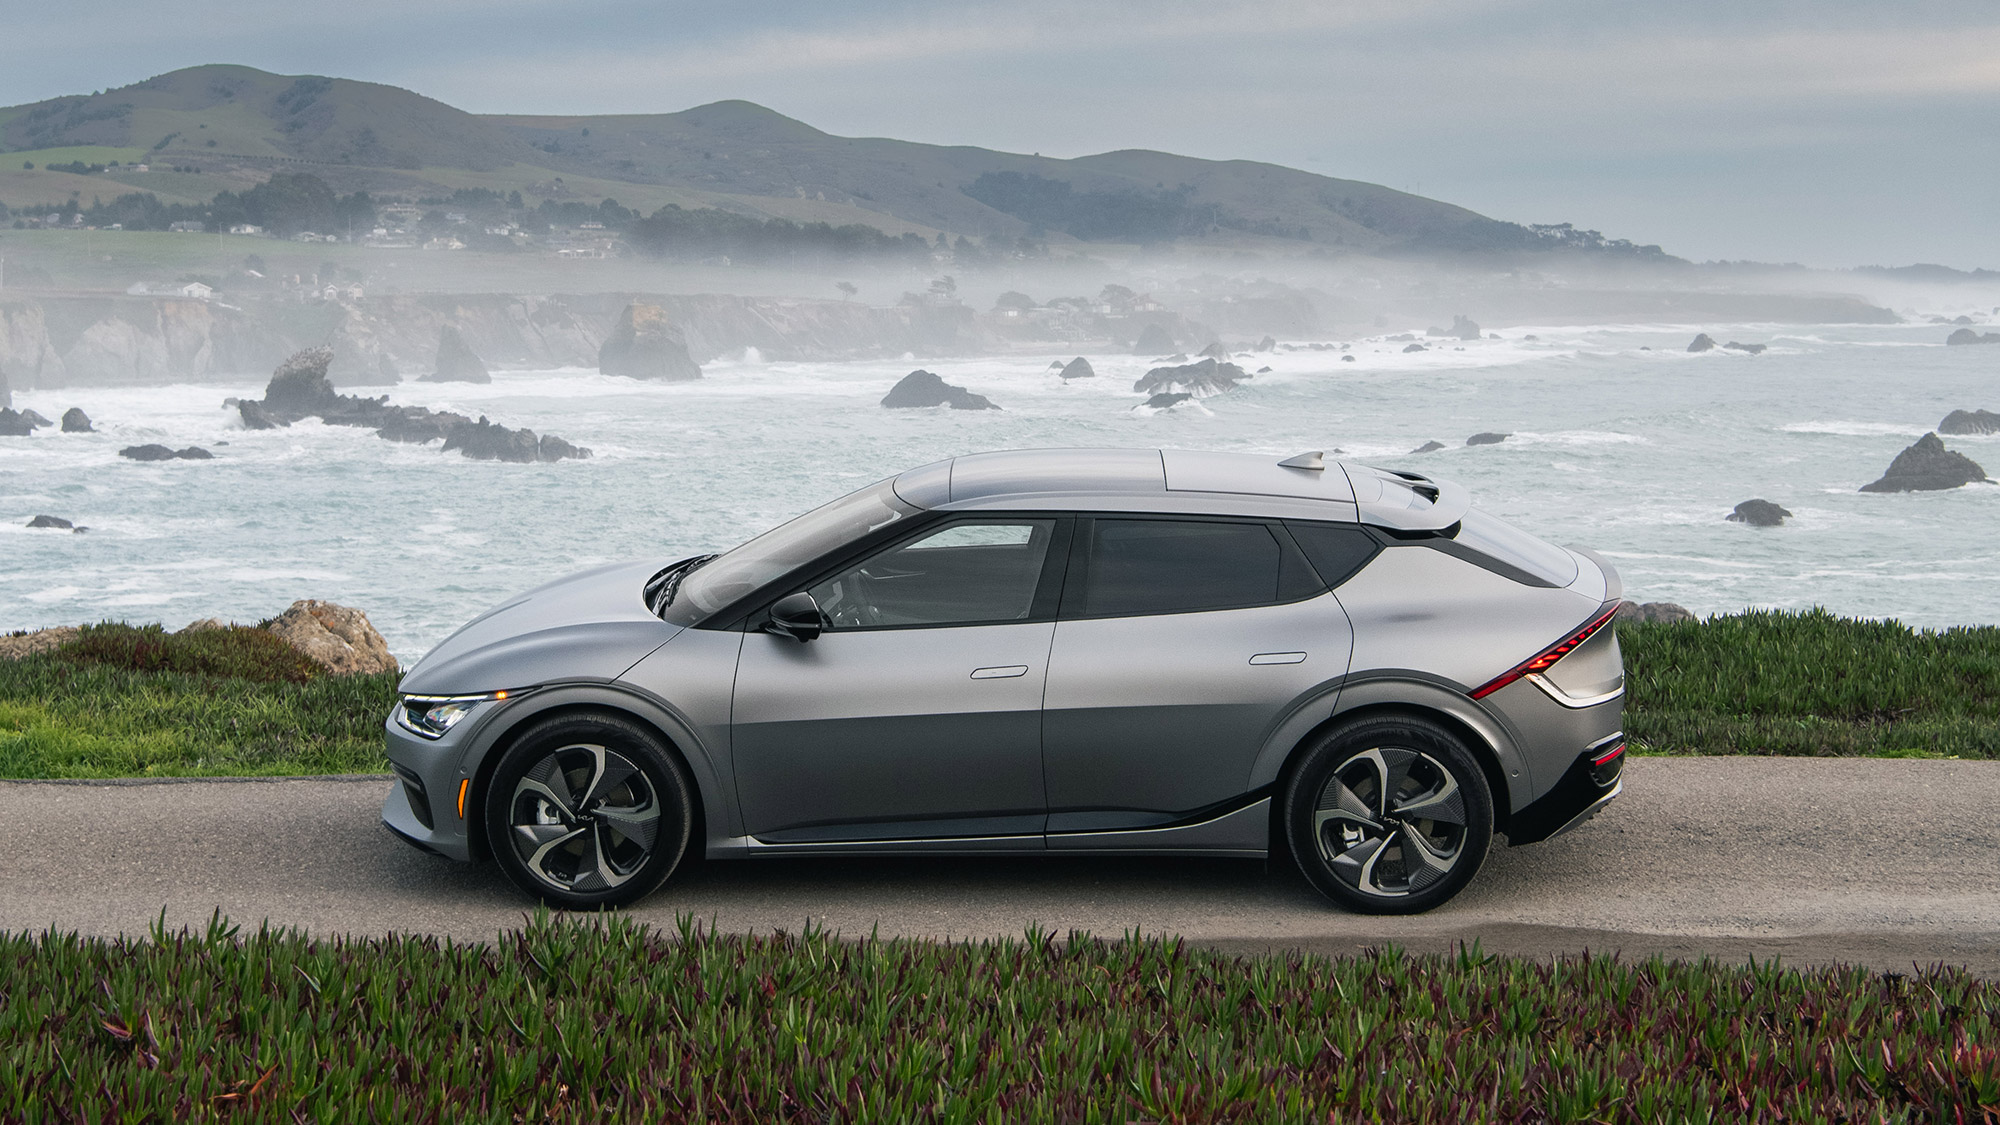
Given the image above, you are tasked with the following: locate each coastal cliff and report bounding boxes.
[0,292,996,388]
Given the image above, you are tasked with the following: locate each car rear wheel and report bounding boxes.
[484,712,694,909]
[1284,714,1494,914]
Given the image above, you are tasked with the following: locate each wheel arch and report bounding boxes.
[459,685,724,862]
[1258,678,1525,861]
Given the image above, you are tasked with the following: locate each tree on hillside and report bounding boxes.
[836,281,858,301]
[994,291,1034,311]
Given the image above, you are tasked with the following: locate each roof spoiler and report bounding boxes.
[1341,465,1471,533]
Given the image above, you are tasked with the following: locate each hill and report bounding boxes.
[0,65,1661,258]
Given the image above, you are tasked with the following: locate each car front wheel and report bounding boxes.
[483,712,694,909]
[1284,714,1494,914]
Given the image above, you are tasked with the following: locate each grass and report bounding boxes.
[1619,608,2000,759]
[1,609,1995,780]
[0,625,395,778]
[0,911,1993,1122]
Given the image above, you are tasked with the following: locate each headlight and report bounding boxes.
[395,692,510,739]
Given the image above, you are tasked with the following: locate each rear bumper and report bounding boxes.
[1506,736,1625,845]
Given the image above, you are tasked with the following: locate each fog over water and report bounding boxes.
[5,320,1997,661]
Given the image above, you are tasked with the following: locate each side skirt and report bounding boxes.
[710,799,1272,859]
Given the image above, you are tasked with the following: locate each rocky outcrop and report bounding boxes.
[1133,323,1176,355]
[881,370,1000,410]
[59,407,92,432]
[27,514,85,531]
[1614,602,1696,624]
[1722,341,1767,355]
[1726,499,1791,526]
[1255,335,1277,352]
[1138,392,1194,410]
[236,347,590,462]
[0,362,9,408]
[1946,328,2000,346]
[421,326,491,384]
[0,409,34,436]
[1859,433,1991,492]
[1427,315,1481,341]
[0,626,79,661]
[598,304,702,381]
[1197,342,1229,359]
[264,600,397,675]
[1341,354,1356,362]
[1939,409,2000,435]
[1402,344,1427,353]
[1465,432,1509,446]
[1688,334,1718,353]
[1410,440,1445,454]
[119,444,212,461]
[1132,357,1245,397]
[1058,357,1095,381]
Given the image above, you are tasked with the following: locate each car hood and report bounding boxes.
[398,559,684,696]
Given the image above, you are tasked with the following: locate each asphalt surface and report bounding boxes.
[3,758,1996,974]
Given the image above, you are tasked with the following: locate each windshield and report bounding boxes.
[675,478,918,617]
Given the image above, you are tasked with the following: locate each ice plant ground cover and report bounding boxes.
[1,610,1997,779]
[0,910,1994,1122]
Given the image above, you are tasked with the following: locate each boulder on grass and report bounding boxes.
[1613,602,1696,624]
[1858,432,1992,492]
[0,626,80,661]
[60,408,93,432]
[1726,499,1791,526]
[881,370,1001,410]
[265,600,397,675]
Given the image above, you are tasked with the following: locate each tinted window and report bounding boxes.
[679,479,915,615]
[1286,521,1381,588]
[809,519,1056,629]
[1081,520,1285,617]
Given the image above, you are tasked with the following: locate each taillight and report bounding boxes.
[1589,741,1625,786]
[1470,601,1622,700]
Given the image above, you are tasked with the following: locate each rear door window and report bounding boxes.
[1073,519,1316,618]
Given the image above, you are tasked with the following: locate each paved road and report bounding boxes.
[3,758,1996,973]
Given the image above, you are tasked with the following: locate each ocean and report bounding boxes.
[5,321,1997,661]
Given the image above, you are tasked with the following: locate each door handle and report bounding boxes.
[970,665,1030,679]
[1249,652,1307,665]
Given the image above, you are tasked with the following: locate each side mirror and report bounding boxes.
[763,592,823,642]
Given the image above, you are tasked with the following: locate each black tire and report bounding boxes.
[483,711,694,909]
[1283,714,1494,915]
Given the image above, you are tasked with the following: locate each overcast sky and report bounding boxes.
[8,0,1997,267]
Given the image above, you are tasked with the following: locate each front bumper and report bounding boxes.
[380,711,479,862]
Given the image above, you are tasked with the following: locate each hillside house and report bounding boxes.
[178,282,214,300]
[168,221,204,233]
[229,224,264,236]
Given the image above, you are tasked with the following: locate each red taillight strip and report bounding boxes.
[1591,741,1626,766]
[1470,602,1623,701]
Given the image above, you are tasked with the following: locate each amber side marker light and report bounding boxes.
[1469,602,1623,701]
[457,779,470,820]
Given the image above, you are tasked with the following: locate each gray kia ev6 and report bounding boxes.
[383,448,1627,914]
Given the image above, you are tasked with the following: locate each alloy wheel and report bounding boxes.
[508,742,661,893]
[1311,745,1470,899]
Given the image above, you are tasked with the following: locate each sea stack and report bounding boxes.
[599,304,703,381]
[1858,433,1991,492]
[423,326,492,384]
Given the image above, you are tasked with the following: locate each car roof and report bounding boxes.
[891,448,1469,531]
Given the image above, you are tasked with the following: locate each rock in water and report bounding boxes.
[1402,343,1427,353]
[265,600,397,675]
[1465,432,1509,446]
[0,408,34,436]
[423,326,492,384]
[26,514,73,529]
[1688,333,1718,353]
[0,363,9,409]
[1341,354,1356,362]
[1426,315,1481,341]
[1058,357,1095,381]
[1133,323,1176,355]
[881,370,1001,410]
[120,444,212,461]
[1726,499,1791,526]
[599,304,702,381]
[1198,341,1229,359]
[1410,440,1445,454]
[1255,335,1277,352]
[1946,328,2000,345]
[1613,602,1696,624]
[1138,392,1194,410]
[18,409,51,428]
[1859,433,1991,492]
[59,408,93,432]
[1722,341,1767,354]
[1939,408,2000,435]
[1132,358,1245,397]
[442,416,542,462]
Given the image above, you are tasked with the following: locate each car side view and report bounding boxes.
[383,447,1626,915]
